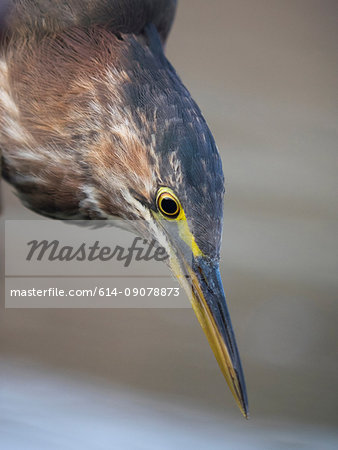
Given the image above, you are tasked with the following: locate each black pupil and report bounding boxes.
[161,197,178,215]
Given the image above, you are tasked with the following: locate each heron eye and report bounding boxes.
[157,190,180,218]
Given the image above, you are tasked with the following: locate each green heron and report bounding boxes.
[0,0,248,417]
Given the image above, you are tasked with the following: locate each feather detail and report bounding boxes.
[1,0,177,45]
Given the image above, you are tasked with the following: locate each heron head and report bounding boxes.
[79,26,249,417]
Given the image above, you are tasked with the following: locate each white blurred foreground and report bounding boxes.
[1,358,337,450]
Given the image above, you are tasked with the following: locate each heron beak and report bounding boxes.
[174,252,249,418]
[152,213,248,417]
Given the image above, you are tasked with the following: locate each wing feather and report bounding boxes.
[1,0,177,45]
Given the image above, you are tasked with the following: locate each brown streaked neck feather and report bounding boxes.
[1,27,161,219]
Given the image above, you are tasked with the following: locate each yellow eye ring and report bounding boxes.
[156,188,181,219]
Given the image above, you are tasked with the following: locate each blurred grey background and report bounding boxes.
[1,0,337,448]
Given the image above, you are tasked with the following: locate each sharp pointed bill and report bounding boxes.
[153,213,249,418]
[189,258,249,418]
